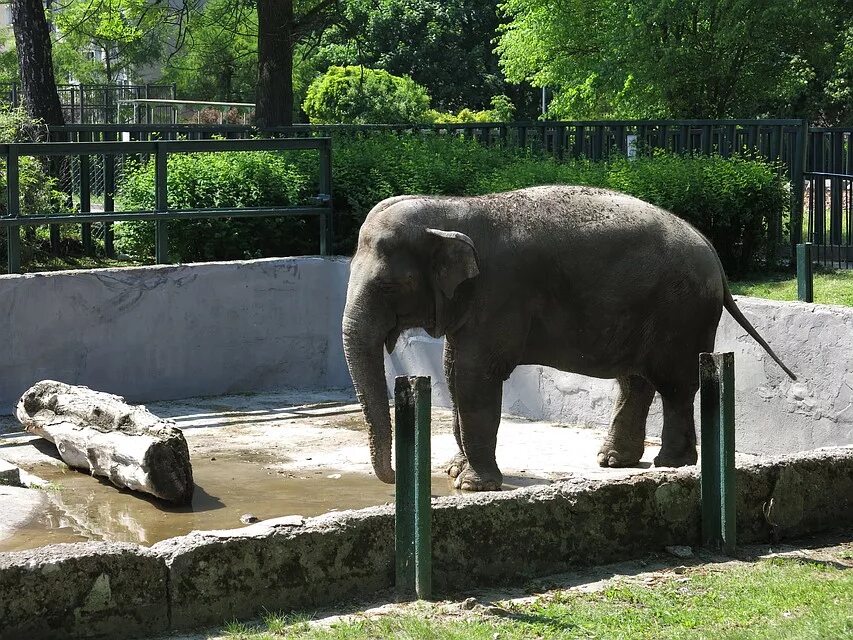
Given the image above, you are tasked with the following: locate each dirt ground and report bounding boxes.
[1,389,756,551]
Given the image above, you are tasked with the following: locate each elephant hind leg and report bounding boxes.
[598,375,655,468]
[654,388,699,467]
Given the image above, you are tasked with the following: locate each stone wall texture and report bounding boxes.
[1,448,850,639]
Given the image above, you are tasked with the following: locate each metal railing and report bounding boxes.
[1,83,178,125]
[804,170,853,268]
[0,137,333,274]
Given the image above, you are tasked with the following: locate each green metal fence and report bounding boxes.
[1,83,178,125]
[17,118,853,266]
[0,137,333,274]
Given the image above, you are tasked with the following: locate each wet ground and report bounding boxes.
[0,389,742,553]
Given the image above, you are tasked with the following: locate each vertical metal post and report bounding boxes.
[797,243,814,303]
[103,131,115,257]
[318,139,333,256]
[700,352,736,555]
[790,120,807,264]
[155,142,169,263]
[6,148,21,274]
[79,152,93,256]
[413,376,432,599]
[395,375,432,600]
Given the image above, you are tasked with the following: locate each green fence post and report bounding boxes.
[413,376,432,600]
[103,131,116,258]
[700,352,736,556]
[395,375,432,600]
[79,152,93,256]
[6,147,21,274]
[797,243,813,303]
[318,139,333,256]
[155,142,169,263]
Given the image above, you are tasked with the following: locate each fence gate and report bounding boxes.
[804,128,853,268]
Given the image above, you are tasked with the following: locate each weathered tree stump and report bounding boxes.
[16,380,194,505]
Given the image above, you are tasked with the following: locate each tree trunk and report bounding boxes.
[16,380,194,505]
[10,0,65,125]
[255,0,294,127]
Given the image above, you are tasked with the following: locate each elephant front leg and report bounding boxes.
[598,375,655,468]
[454,368,504,491]
[443,340,469,479]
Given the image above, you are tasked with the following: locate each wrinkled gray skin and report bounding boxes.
[342,185,796,490]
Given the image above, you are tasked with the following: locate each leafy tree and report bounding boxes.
[302,65,430,123]
[49,0,171,84]
[497,0,852,122]
[10,0,64,125]
[316,0,508,112]
[163,0,258,102]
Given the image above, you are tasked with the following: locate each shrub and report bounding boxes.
[303,66,431,124]
[116,151,318,261]
[115,132,786,274]
[426,95,517,124]
[0,106,70,269]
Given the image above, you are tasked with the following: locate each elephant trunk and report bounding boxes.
[342,291,396,484]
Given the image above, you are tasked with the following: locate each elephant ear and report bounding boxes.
[426,228,480,299]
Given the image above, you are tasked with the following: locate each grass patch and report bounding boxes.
[730,269,853,306]
[222,557,852,639]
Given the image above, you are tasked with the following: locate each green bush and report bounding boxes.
[115,133,786,274]
[116,151,318,261]
[303,66,431,124]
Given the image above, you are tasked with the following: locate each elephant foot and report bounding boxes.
[597,447,643,468]
[446,452,468,479]
[653,447,698,468]
[598,441,643,468]
[453,466,503,491]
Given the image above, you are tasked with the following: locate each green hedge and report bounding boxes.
[116,134,787,274]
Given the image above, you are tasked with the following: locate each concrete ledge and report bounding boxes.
[1,447,850,639]
[0,542,168,639]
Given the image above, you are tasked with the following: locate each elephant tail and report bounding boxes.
[722,288,797,381]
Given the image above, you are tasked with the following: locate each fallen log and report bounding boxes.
[16,380,194,505]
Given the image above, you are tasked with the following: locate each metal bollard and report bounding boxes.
[699,352,736,555]
[394,376,432,600]
[797,242,814,303]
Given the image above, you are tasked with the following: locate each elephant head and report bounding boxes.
[342,199,480,483]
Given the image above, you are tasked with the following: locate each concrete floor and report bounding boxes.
[0,390,759,553]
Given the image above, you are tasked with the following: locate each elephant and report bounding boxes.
[342,185,796,491]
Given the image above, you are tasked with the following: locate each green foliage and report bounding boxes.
[115,151,317,261]
[315,0,508,112]
[162,0,257,103]
[427,95,517,123]
[115,133,785,274]
[0,106,66,216]
[49,0,168,83]
[303,66,431,124]
[497,0,853,123]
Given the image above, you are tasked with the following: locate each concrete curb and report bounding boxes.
[1,447,851,639]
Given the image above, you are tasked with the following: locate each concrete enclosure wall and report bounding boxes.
[1,258,850,454]
[0,257,352,413]
[386,297,853,455]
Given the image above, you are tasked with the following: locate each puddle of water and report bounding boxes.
[3,458,546,553]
